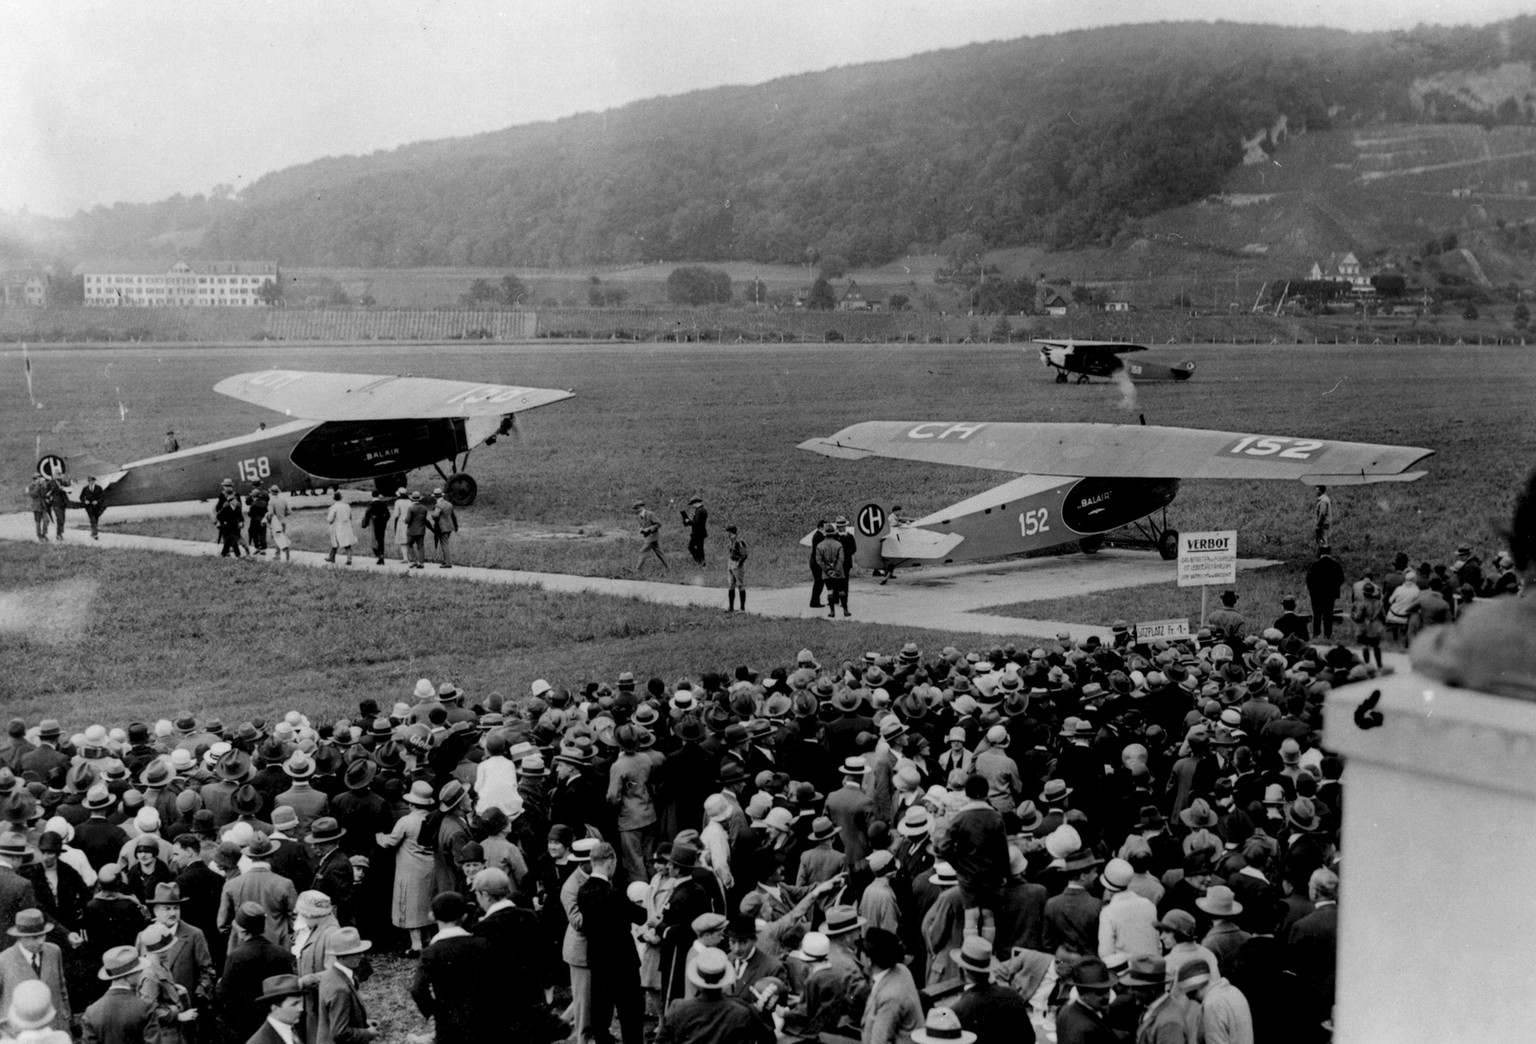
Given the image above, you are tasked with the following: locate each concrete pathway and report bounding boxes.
[0,511,1280,641]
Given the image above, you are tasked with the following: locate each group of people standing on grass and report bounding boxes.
[632,496,751,611]
[202,481,459,570]
[1202,539,1526,671]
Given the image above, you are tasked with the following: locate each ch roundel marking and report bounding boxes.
[857,504,886,537]
[36,455,67,480]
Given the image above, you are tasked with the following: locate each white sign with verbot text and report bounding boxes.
[1177,530,1237,588]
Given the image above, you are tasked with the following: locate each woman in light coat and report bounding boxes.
[391,487,412,564]
[375,781,437,953]
[324,491,354,565]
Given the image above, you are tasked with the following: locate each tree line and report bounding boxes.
[44,17,1536,269]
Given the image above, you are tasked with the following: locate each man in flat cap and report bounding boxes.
[633,501,668,575]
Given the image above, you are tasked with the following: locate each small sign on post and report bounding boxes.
[1178,530,1238,625]
[1134,618,1192,642]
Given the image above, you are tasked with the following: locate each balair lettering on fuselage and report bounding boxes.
[1060,477,1180,534]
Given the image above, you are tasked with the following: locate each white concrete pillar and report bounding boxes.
[1325,671,1536,1043]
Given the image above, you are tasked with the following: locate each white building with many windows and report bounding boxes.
[78,259,281,306]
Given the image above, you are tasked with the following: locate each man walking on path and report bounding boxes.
[80,475,106,539]
[26,474,49,541]
[633,501,668,575]
[360,492,392,565]
[430,488,458,568]
[214,479,245,558]
[405,492,430,569]
[325,492,355,566]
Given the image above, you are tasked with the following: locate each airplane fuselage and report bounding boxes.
[853,474,1181,569]
[91,415,496,507]
[1037,342,1195,382]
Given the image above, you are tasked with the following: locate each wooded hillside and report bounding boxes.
[39,17,1536,268]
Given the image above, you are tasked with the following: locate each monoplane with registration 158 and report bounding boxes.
[37,369,573,517]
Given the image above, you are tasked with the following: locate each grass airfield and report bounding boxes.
[2,339,1532,718]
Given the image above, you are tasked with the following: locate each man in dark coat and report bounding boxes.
[171,834,226,968]
[681,495,709,567]
[316,926,378,1043]
[264,808,313,893]
[358,493,392,565]
[654,946,774,1044]
[244,974,305,1044]
[991,847,1047,954]
[1042,849,1102,956]
[0,834,40,936]
[807,520,827,608]
[1284,868,1338,1037]
[74,787,129,871]
[215,478,246,557]
[306,818,355,926]
[410,892,494,1042]
[19,722,69,780]
[471,868,560,1040]
[657,845,722,1005]
[147,882,217,1021]
[1053,956,1119,1044]
[946,937,1034,1044]
[576,842,646,1044]
[1305,547,1346,639]
[81,945,159,1044]
[217,903,295,1044]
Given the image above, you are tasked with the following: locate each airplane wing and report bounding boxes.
[1033,339,1148,356]
[213,370,573,420]
[798,421,1432,484]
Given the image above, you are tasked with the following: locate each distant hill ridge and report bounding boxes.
[27,17,1536,271]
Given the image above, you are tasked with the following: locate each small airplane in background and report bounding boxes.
[798,420,1431,571]
[36,370,573,515]
[1035,338,1196,384]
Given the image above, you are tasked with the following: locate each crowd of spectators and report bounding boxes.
[0,473,1526,1044]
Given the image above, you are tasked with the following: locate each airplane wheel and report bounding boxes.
[1055,371,1068,383]
[1158,529,1180,560]
[1079,535,1104,554]
[444,472,478,507]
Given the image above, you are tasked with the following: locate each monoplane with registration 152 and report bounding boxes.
[798,420,1431,573]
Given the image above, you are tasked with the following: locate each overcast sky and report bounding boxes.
[1,0,1526,216]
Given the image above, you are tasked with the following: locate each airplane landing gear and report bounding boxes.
[1075,373,1090,384]
[1158,528,1180,560]
[1055,371,1068,383]
[444,472,478,507]
[374,473,406,498]
[1078,534,1104,554]
[1123,507,1180,560]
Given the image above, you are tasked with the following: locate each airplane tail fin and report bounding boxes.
[849,503,893,571]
